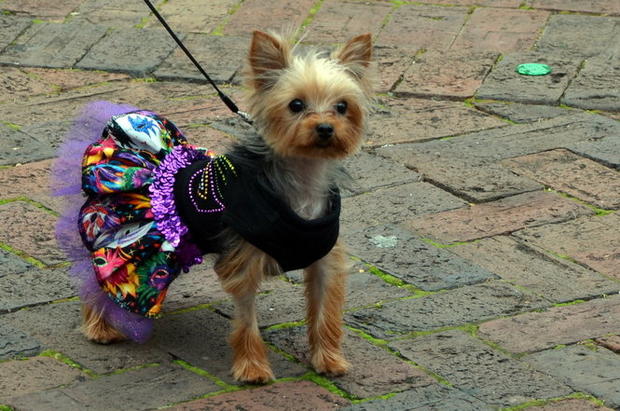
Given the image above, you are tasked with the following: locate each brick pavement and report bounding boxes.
[0,0,618,410]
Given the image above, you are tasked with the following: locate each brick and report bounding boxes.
[562,53,620,112]
[5,301,171,374]
[0,356,86,402]
[0,21,107,68]
[0,268,74,313]
[396,49,498,99]
[410,0,521,5]
[6,363,221,410]
[341,182,467,234]
[343,150,420,195]
[390,330,573,407]
[224,0,315,37]
[0,123,52,166]
[514,213,620,279]
[526,345,620,409]
[145,0,237,33]
[74,0,165,28]
[0,201,64,265]
[0,320,41,360]
[346,281,547,339]
[0,67,56,104]
[407,191,594,244]
[154,308,306,384]
[155,34,246,84]
[502,149,620,209]
[346,225,496,291]
[478,296,620,354]
[0,0,83,20]
[373,46,415,94]
[0,249,33,278]
[0,16,31,52]
[379,5,468,51]
[532,0,620,16]
[452,236,620,304]
[23,67,130,91]
[367,96,506,146]
[169,381,350,410]
[304,0,391,44]
[473,101,573,124]
[340,384,493,411]
[452,8,549,53]
[477,51,581,105]
[526,399,615,411]
[266,327,434,398]
[378,114,619,202]
[568,136,620,171]
[537,15,620,58]
[76,28,180,76]
[596,336,620,353]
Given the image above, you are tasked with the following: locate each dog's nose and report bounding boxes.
[316,123,334,140]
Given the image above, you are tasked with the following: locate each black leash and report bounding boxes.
[143,0,252,125]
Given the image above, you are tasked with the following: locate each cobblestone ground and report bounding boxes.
[1,0,619,410]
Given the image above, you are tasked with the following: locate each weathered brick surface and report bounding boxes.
[0,356,86,402]
[0,320,41,360]
[526,399,615,411]
[379,5,468,51]
[266,327,435,398]
[346,225,496,291]
[304,0,391,44]
[0,122,56,166]
[0,67,57,103]
[452,8,550,52]
[0,21,107,68]
[4,301,171,374]
[0,268,74,313]
[155,34,247,84]
[0,0,83,20]
[532,0,620,14]
[5,363,221,410]
[568,136,620,171]
[407,191,594,244]
[596,335,620,353]
[341,182,467,234]
[390,330,573,407]
[224,0,315,37]
[77,28,180,76]
[0,249,34,278]
[0,201,64,265]
[74,0,165,28]
[0,16,32,52]
[367,96,506,146]
[23,67,130,91]
[526,345,620,409]
[169,381,350,410]
[536,15,620,57]
[373,46,415,94]
[452,236,620,303]
[154,308,306,384]
[562,53,620,111]
[346,281,547,339]
[396,50,498,99]
[340,384,494,411]
[477,51,581,105]
[145,0,237,33]
[502,149,620,209]
[478,296,620,354]
[515,213,620,279]
[473,101,573,124]
[342,150,420,195]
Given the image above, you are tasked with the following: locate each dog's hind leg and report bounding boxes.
[216,241,276,383]
[304,240,350,376]
[82,303,126,344]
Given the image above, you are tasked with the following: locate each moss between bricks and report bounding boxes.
[173,359,233,389]
[500,392,607,411]
[0,242,46,269]
[39,350,97,378]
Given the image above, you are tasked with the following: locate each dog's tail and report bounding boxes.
[53,101,154,343]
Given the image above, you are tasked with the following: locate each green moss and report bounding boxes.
[0,405,15,411]
[210,0,243,36]
[32,19,45,24]
[304,372,358,400]
[166,303,215,316]
[0,121,21,131]
[345,325,388,346]
[299,0,324,34]
[547,188,614,216]
[39,350,97,378]
[0,243,46,269]
[51,296,80,304]
[131,77,157,83]
[173,359,233,389]
[364,264,432,297]
[134,16,150,29]
[554,299,586,307]
[501,392,606,411]
[421,237,478,248]
[105,362,160,376]
[265,320,306,331]
[518,3,534,10]
[351,392,397,404]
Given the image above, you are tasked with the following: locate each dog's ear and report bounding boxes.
[248,31,290,89]
[334,33,372,78]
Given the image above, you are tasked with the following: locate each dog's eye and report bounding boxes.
[288,99,305,113]
[335,101,347,115]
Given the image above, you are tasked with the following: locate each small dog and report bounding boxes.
[79,31,373,383]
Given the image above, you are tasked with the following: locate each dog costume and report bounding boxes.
[55,102,340,342]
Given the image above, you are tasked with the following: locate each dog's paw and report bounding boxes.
[311,351,350,376]
[232,359,275,384]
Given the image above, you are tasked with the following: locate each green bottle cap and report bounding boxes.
[516,63,552,76]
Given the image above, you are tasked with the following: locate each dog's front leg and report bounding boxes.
[304,240,350,376]
[216,243,275,383]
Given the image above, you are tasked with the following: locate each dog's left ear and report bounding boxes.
[334,33,372,78]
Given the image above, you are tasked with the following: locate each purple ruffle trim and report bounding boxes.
[149,145,205,271]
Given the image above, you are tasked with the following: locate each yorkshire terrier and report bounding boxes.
[76,31,374,383]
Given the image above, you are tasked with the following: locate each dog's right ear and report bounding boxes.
[248,31,290,89]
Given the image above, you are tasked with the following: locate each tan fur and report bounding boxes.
[80,31,373,384]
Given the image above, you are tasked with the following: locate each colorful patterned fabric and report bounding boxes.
[78,111,202,318]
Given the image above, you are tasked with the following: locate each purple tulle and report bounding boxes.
[53,101,153,343]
